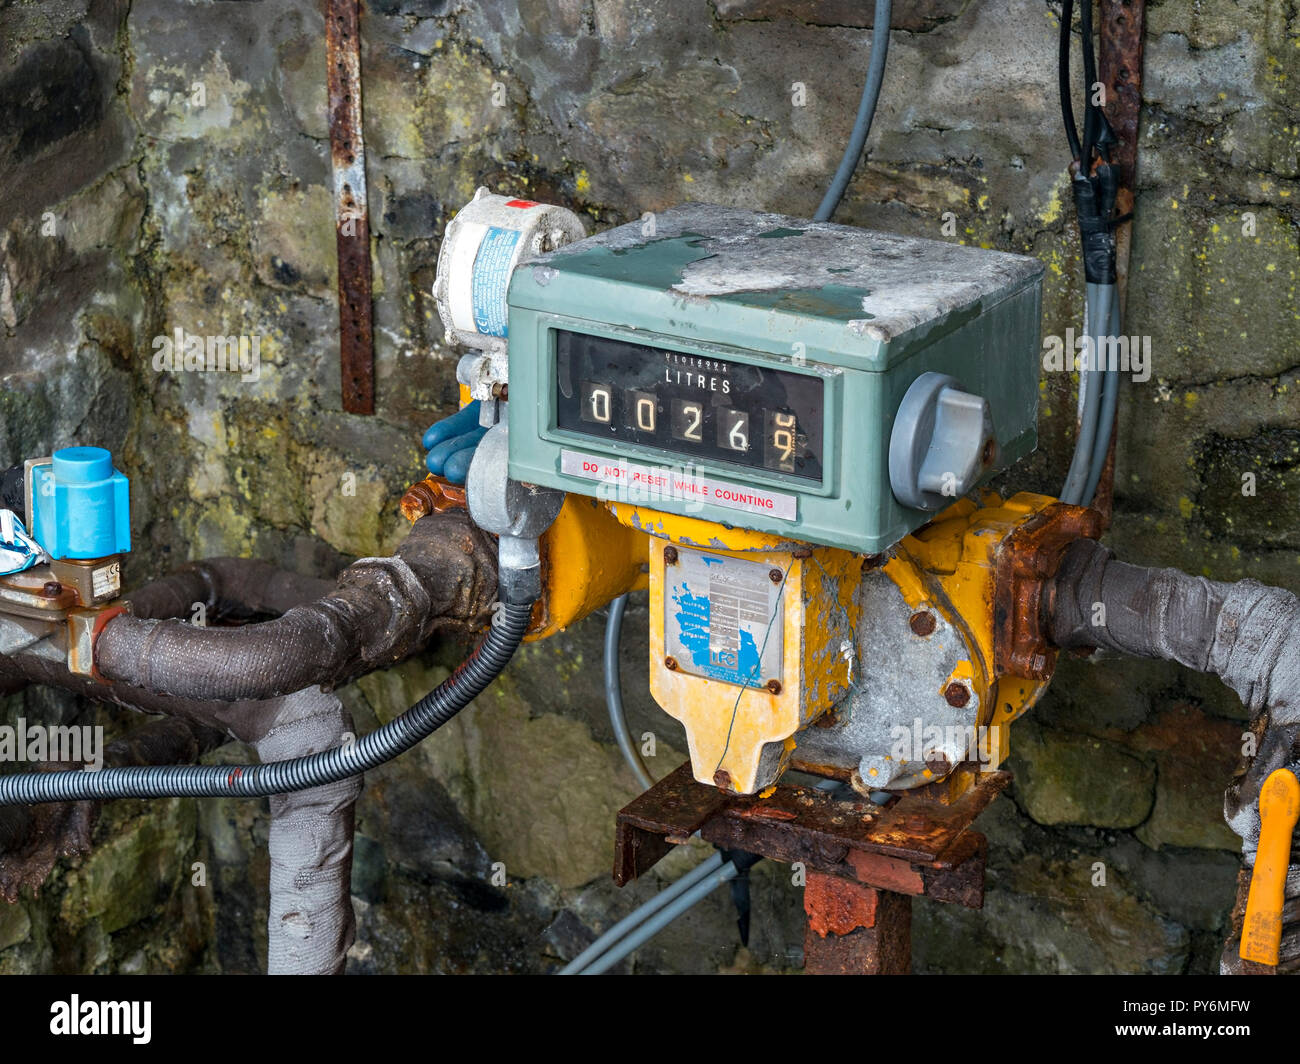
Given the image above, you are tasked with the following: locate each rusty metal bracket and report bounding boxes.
[992,502,1103,680]
[1090,0,1147,524]
[804,875,913,975]
[614,762,1005,907]
[326,0,375,415]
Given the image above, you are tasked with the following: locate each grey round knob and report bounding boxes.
[889,372,998,511]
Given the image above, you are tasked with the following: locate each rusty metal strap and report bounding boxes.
[326,0,374,415]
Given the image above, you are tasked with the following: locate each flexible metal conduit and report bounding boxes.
[0,600,533,806]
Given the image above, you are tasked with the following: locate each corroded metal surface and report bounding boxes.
[804,876,912,975]
[400,475,468,523]
[614,761,1002,903]
[326,0,374,415]
[1098,0,1147,192]
[992,502,1103,680]
[1093,0,1146,519]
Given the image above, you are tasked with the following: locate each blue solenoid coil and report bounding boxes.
[28,447,131,560]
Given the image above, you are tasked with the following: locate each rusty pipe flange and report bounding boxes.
[992,502,1103,680]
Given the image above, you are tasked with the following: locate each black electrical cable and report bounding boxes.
[1079,0,1099,169]
[0,599,534,806]
[1058,0,1082,161]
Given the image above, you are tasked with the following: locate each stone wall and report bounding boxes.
[0,0,1296,973]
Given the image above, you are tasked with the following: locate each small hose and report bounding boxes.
[605,595,654,792]
[0,600,534,806]
[814,0,892,223]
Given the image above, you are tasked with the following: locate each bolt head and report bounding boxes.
[663,545,678,565]
[943,682,971,708]
[664,655,678,671]
[909,610,937,636]
[766,678,782,695]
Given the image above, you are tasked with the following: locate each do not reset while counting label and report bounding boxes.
[559,449,797,521]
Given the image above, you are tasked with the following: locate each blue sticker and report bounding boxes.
[471,226,521,337]
[671,582,765,689]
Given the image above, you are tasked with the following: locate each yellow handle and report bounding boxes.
[1242,767,1300,965]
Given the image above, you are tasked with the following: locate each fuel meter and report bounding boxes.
[506,203,1043,554]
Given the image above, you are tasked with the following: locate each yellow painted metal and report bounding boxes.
[530,495,647,641]
[884,490,1058,775]
[647,539,860,795]
[530,490,1058,798]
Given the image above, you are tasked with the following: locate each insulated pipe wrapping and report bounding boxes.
[95,511,496,702]
[125,557,335,621]
[254,686,361,976]
[0,653,361,975]
[1046,537,1300,856]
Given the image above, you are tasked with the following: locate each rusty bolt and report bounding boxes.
[981,438,997,466]
[713,769,732,791]
[41,581,63,598]
[768,567,783,584]
[664,656,679,671]
[490,382,509,400]
[925,754,952,775]
[909,610,936,636]
[766,679,782,695]
[791,545,813,559]
[944,682,971,708]
[663,545,678,565]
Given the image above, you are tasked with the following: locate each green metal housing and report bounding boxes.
[507,204,1043,554]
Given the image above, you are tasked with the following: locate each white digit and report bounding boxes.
[728,415,748,451]
[684,403,702,441]
[590,387,611,423]
[636,397,655,431]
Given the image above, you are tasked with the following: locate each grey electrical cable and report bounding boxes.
[579,860,742,976]
[0,599,534,806]
[1060,282,1112,504]
[1082,294,1123,505]
[605,594,654,791]
[558,852,725,975]
[1059,284,1101,502]
[813,0,892,223]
